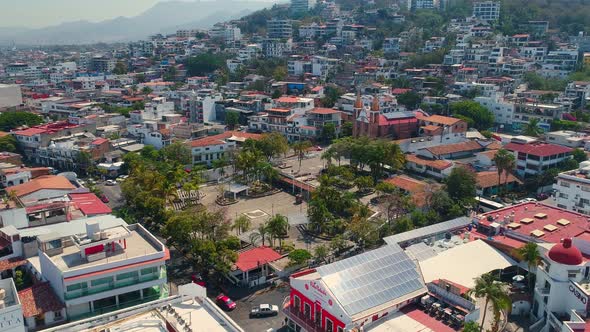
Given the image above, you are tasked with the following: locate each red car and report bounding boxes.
[191,274,206,287]
[216,294,237,311]
[100,194,109,203]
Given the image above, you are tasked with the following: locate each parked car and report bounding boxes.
[100,194,109,203]
[315,146,323,151]
[216,294,236,311]
[105,179,117,186]
[250,304,279,318]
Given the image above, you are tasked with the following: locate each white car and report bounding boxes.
[250,304,279,318]
[105,180,117,186]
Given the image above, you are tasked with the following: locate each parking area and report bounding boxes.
[225,283,290,332]
[96,182,124,209]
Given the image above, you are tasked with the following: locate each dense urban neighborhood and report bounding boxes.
[2,0,590,331]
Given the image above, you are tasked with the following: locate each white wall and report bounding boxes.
[0,85,23,108]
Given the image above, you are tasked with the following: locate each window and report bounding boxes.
[141,267,158,275]
[66,282,88,292]
[54,311,63,319]
[559,193,569,199]
[91,277,113,287]
[117,271,139,280]
[561,181,570,188]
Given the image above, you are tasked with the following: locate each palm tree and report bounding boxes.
[321,149,335,169]
[232,215,251,235]
[266,214,289,248]
[291,141,313,169]
[249,223,269,246]
[517,242,540,290]
[212,157,229,183]
[503,154,516,191]
[492,149,514,195]
[469,273,511,332]
[523,118,542,137]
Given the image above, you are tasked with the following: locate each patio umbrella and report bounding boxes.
[513,275,525,282]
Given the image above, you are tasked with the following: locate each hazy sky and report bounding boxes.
[0,0,273,28]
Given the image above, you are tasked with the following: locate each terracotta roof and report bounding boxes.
[384,175,427,193]
[276,96,301,103]
[6,175,76,197]
[478,150,498,160]
[405,154,453,170]
[418,114,464,126]
[476,171,522,189]
[91,138,109,145]
[309,107,339,115]
[18,282,65,317]
[0,257,27,271]
[235,246,282,272]
[425,141,484,156]
[189,131,263,148]
[12,128,47,137]
[504,142,572,157]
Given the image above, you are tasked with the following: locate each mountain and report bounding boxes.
[0,0,277,46]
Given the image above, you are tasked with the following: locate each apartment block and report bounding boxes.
[37,221,169,320]
[553,163,590,215]
[267,19,293,39]
[473,1,500,22]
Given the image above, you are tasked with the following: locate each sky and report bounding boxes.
[0,0,271,28]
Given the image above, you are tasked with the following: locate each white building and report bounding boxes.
[0,84,23,109]
[291,0,316,13]
[472,1,500,22]
[37,220,169,320]
[475,93,516,126]
[531,238,590,332]
[553,162,590,215]
[540,49,580,78]
[0,278,25,332]
[383,38,401,54]
[267,19,293,39]
[505,141,573,177]
[546,130,590,149]
[408,0,435,11]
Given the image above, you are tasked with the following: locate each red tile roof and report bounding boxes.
[309,108,339,115]
[0,257,27,272]
[478,203,590,244]
[69,193,112,216]
[405,154,453,170]
[384,175,440,207]
[12,128,47,137]
[189,131,263,148]
[6,175,75,197]
[476,171,522,189]
[276,96,301,103]
[425,141,484,156]
[417,114,464,126]
[91,138,109,145]
[235,246,282,272]
[18,282,65,317]
[504,142,572,157]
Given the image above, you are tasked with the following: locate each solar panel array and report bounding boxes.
[316,244,426,316]
[384,216,471,245]
[404,242,438,261]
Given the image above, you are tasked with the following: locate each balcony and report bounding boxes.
[64,268,166,300]
[283,297,321,332]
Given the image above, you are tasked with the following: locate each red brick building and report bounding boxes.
[352,96,418,139]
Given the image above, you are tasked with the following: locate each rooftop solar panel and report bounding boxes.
[316,244,426,316]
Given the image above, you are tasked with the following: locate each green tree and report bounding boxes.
[160,142,192,165]
[272,89,282,99]
[162,208,238,281]
[313,244,329,263]
[572,148,588,163]
[232,214,251,235]
[517,242,540,291]
[272,66,288,81]
[321,123,337,143]
[266,214,289,247]
[469,273,511,332]
[397,91,422,109]
[0,135,17,152]
[0,112,43,131]
[113,61,128,75]
[493,149,516,194]
[288,249,311,266]
[320,86,343,108]
[463,321,481,332]
[141,86,153,95]
[450,100,494,131]
[340,121,353,137]
[445,167,477,205]
[186,53,228,76]
[291,140,313,169]
[225,111,240,130]
[354,176,374,193]
[523,118,543,137]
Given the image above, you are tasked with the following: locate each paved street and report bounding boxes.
[225,282,291,332]
[97,182,124,209]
